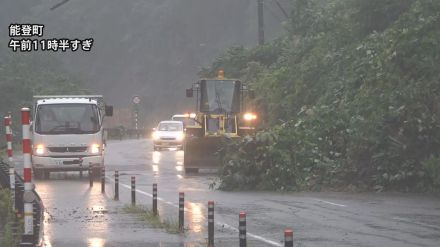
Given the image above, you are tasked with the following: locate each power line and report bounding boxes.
[272,0,289,19]
[50,0,70,11]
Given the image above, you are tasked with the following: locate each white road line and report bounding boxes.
[43,235,52,247]
[42,210,52,247]
[106,176,283,247]
[393,217,440,230]
[313,198,347,207]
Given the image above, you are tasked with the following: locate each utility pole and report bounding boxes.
[132,95,141,139]
[258,0,264,45]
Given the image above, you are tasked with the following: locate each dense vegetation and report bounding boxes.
[204,0,440,192]
[0,189,21,246]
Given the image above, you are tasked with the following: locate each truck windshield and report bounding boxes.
[35,104,100,134]
[200,80,241,113]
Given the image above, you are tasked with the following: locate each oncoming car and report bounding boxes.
[152,121,185,151]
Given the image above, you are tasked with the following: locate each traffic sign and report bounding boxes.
[133,96,141,104]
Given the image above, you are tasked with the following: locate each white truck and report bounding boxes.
[31,95,113,179]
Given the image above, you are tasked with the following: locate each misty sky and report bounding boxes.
[1,0,287,122]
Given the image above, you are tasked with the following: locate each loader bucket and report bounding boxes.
[183,136,224,173]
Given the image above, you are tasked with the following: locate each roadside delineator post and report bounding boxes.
[89,166,93,187]
[131,176,136,205]
[114,171,119,200]
[5,115,15,213]
[153,184,158,215]
[79,158,83,178]
[21,108,34,246]
[101,166,105,193]
[239,212,247,247]
[284,229,293,247]
[179,192,184,232]
[208,200,214,247]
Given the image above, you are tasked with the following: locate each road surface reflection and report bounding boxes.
[187,202,204,233]
[88,237,106,247]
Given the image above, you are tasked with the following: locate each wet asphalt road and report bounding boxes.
[23,139,440,246]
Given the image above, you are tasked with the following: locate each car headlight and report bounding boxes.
[90,144,100,154]
[152,131,160,140]
[176,132,185,141]
[35,144,45,155]
[243,112,257,121]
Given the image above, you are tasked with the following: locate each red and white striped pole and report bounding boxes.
[5,115,13,163]
[21,108,34,245]
[4,115,15,212]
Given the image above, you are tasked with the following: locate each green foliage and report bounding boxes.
[422,156,440,192]
[209,0,440,192]
[0,189,21,247]
[0,189,11,226]
[123,205,181,234]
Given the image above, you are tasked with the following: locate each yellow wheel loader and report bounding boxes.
[183,71,257,173]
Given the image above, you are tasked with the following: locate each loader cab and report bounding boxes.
[188,79,241,137]
[183,71,256,172]
[199,79,241,114]
[185,71,256,137]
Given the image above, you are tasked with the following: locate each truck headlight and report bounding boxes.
[176,132,185,141]
[152,131,160,140]
[35,144,45,155]
[90,144,100,154]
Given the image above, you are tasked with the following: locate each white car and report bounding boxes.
[152,121,185,151]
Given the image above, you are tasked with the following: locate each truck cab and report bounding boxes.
[31,95,112,179]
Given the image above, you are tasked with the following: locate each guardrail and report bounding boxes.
[0,160,44,247]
